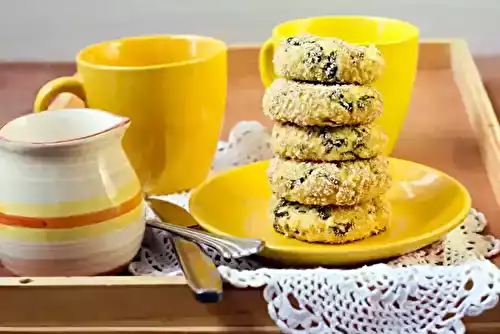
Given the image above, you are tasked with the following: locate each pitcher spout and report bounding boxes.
[0,109,130,147]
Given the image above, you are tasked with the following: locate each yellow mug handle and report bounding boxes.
[33,76,87,112]
[259,38,276,88]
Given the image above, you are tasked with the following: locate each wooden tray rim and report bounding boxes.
[2,39,500,333]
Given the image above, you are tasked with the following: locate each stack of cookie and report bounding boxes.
[263,35,392,244]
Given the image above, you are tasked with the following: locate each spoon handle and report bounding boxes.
[172,235,223,303]
[147,218,264,259]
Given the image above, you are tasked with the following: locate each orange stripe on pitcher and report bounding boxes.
[0,192,143,229]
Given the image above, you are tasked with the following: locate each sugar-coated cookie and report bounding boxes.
[271,122,387,161]
[263,79,383,126]
[267,156,392,206]
[274,34,384,85]
[271,196,390,244]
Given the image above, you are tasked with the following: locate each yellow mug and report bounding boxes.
[260,16,419,154]
[34,35,227,195]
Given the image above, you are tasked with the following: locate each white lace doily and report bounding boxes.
[129,121,500,334]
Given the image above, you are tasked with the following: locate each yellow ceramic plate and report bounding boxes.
[189,158,471,266]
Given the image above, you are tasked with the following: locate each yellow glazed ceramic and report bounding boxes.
[34,35,228,195]
[189,159,471,266]
[259,16,419,155]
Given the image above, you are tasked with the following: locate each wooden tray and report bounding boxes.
[1,40,499,333]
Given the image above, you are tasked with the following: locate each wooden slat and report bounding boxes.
[0,327,278,333]
[417,40,452,69]
[0,281,274,329]
[450,40,500,209]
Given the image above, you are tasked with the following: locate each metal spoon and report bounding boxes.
[147,205,222,303]
[146,196,265,259]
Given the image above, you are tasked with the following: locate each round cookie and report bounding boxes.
[271,196,390,244]
[267,156,392,206]
[263,78,383,126]
[274,35,384,85]
[271,123,387,161]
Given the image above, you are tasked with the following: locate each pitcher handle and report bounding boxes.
[33,76,87,112]
[259,38,276,88]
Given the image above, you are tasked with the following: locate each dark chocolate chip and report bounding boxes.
[323,51,338,81]
[350,51,364,64]
[328,176,340,186]
[285,37,301,46]
[339,100,354,112]
[290,169,313,189]
[297,207,308,214]
[304,44,323,66]
[353,126,368,138]
[285,36,316,47]
[273,200,290,219]
[274,210,289,219]
[357,95,374,109]
[354,141,367,150]
[330,92,353,112]
[316,206,332,220]
[334,139,347,147]
[328,222,353,235]
[319,128,347,153]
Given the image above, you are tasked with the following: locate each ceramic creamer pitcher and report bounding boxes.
[0,108,145,276]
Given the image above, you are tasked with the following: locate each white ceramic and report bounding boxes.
[0,108,145,276]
